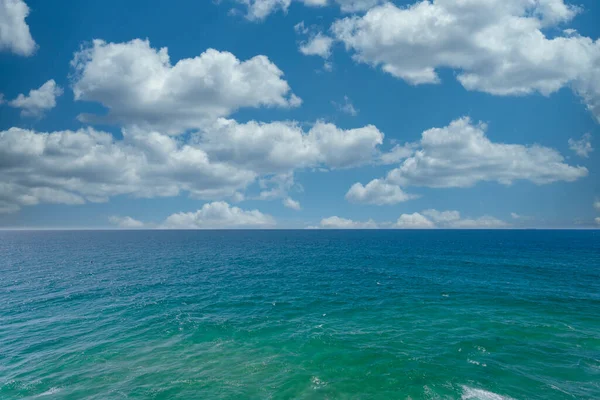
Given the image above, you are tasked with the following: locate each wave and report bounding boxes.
[461,386,515,400]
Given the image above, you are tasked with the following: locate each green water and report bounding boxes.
[1,230,599,399]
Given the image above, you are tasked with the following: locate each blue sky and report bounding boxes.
[0,0,599,229]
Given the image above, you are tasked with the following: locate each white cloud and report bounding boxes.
[331,0,600,122]
[568,133,593,158]
[162,201,275,228]
[197,118,384,173]
[319,216,378,229]
[299,32,334,58]
[0,0,36,56]
[395,212,435,229]
[9,80,63,117]
[346,179,415,205]
[315,209,507,229]
[449,215,508,228]
[237,0,292,20]
[71,39,300,133]
[256,172,298,201]
[332,95,358,116]
[109,216,145,229]
[594,200,600,211]
[283,197,301,210]
[596,217,600,225]
[379,144,414,165]
[385,117,587,188]
[349,117,586,203]
[0,115,384,213]
[397,210,507,229]
[0,127,256,213]
[302,0,327,6]
[333,0,383,12]
[234,0,381,20]
[422,209,460,224]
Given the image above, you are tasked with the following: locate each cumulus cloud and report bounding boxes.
[235,0,292,20]
[0,0,36,56]
[397,210,507,229]
[422,209,460,224]
[70,39,300,133]
[319,216,378,229]
[9,80,63,117]
[109,216,145,229]
[317,209,506,229]
[0,114,385,213]
[162,201,275,228]
[348,117,586,204]
[197,118,384,173]
[596,217,600,225]
[346,179,415,205]
[395,212,435,229]
[283,197,301,210]
[331,0,600,122]
[568,133,593,158]
[0,127,255,213]
[386,117,587,187]
[295,21,335,71]
[299,32,334,58]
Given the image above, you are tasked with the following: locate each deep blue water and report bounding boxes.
[0,230,599,399]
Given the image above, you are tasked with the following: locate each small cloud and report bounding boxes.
[568,133,593,158]
[332,95,358,116]
[395,212,435,229]
[162,201,275,229]
[9,79,63,118]
[594,200,600,211]
[283,197,301,210]
[294,21,309,35]
[296,20,334,72]
[299,32,334,59]
[319,216,378,229]
[346,179,415,205]
[596,217,600,225]
[109,216,145,229]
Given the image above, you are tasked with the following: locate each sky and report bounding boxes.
[0,0,599,229]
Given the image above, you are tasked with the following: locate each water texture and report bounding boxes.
[0,230,598,399]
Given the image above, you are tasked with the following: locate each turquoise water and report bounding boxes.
[0,230,599,399]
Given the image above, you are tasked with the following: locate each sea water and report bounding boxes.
[0,230,598,399]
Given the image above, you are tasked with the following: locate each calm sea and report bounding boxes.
[0,230,599,399]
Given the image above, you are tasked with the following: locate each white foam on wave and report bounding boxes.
[461,386,515,400]
[467,359,486,367]
[311,376,327,389]
[37,387,61,397]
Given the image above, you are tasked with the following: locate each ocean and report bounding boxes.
[0,230,598,399]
